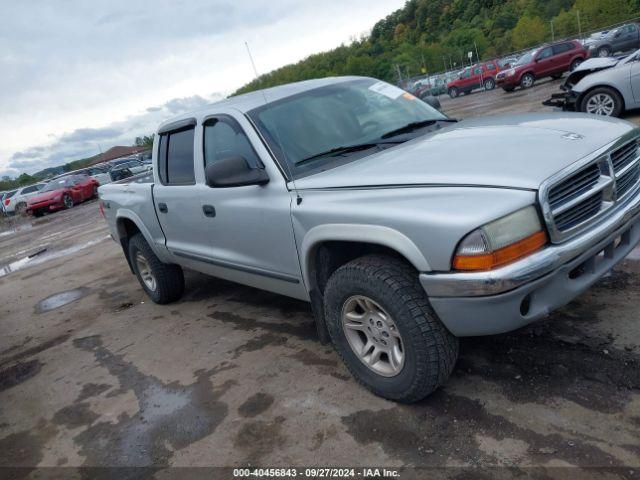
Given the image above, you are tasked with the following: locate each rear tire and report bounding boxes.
[570,58,584,71]
[15,203,27,216]
[597,46,611,58]
[128,233,184,304]
[503,86,516,93]
[483,78,495,90]
[323,254,459,403]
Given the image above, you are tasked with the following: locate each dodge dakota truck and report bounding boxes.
[99,76,640,402]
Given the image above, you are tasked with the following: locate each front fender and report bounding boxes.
[300,224,431,288]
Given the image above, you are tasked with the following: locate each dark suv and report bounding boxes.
[496,40,589,92]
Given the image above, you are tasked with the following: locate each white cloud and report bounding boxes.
[0,0,405,177]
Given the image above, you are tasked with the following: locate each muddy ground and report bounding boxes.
[1,81,639,479]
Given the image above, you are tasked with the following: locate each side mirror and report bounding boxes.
[205,156,269,188]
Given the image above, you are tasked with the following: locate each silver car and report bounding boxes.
[544,49,640,117]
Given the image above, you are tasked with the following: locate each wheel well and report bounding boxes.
[116,218,141,273]
[577,84,625,111]
[520,71,534,81]
[310,241,415,295]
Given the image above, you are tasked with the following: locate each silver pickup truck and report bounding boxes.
[100,76,640,402]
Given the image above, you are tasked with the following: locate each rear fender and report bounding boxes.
[116,209,172,265]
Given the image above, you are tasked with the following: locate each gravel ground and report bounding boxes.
[1,81,639,478]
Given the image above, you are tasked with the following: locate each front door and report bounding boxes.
[196,114,304,298]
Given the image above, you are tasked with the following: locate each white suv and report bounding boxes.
[3,183,47,215]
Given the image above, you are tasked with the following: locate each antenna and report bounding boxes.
[244,41,300,200]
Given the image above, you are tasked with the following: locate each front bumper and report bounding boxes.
[420,187,640,336]
[542,90,579,110]
[27,200,63,213]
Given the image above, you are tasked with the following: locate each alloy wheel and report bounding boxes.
[521,74,534,88]
[135,251,157,291]
[341,295,404,377]
[585,93,615,116]
[63,194,73,209]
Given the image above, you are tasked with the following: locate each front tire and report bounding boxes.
[520,73,535,89]
[580,87,623,117]
[324,255,459,403]
[597,46,611,58]
[63,193,74,209]
[128,233,184,304]
[448,87,459,99]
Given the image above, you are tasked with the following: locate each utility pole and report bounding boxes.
[577,10,582,38]
[395,64,403,84]
[550,20,555,41]
[442,56,447,73]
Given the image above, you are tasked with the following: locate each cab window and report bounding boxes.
[537,47,553,60]
[203,116,262,169]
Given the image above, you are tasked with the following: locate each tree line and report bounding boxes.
[234,0,639,95]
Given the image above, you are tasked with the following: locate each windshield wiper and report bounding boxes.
[381,118,457,139]
[295,141,403,167]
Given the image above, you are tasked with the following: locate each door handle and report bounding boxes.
[158,202,168,213]
[202,205,216,217]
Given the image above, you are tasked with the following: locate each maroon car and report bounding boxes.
[27,174,99,217]
[496,40,589,92]
[446,60,502,98]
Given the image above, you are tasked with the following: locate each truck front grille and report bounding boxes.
[541,135,640,242]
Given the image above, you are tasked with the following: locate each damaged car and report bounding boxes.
[543,48,640,117]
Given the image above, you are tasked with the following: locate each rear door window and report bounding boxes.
[158,127,195,185]
[552,43,574,55]
[20,185,39,194]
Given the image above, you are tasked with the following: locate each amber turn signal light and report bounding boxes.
[453,231,548,271]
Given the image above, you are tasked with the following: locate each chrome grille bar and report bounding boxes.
[540,132,639,243]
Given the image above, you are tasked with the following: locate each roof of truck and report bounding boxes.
[157,76,366,132]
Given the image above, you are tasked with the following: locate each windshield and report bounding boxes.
[42,178,76,191]
[248,79,448,178]
[514,50,536,66]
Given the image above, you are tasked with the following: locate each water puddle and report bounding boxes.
[35,287,91,313]
[0,222,35,238]
[0,235,108,278]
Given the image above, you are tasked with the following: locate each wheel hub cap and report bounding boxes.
[135,252,157,291]
[586,94,614,116]
[341,295,404,377]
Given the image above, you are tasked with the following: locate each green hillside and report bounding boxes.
[234,0,639,95]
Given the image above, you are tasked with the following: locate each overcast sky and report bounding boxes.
[0,0,405,177]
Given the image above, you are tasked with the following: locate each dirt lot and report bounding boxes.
[1,83,640,478]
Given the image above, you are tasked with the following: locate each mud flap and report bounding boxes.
[310,289,330,345]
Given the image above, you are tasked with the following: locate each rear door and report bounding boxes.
[631,57,640,105]
[552,43,574,72]
[620,24,639,52]
[152,120,215,259]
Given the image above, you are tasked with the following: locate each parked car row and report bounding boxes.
[1,158,151,218]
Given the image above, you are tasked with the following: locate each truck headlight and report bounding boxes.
[506,69,516,77]
[453,206,548,271]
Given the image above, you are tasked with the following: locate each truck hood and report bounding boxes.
[293,113,636,191]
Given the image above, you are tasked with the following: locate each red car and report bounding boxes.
[446,60,502,98]
[27,174,99,217]
[496,40,589,92]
